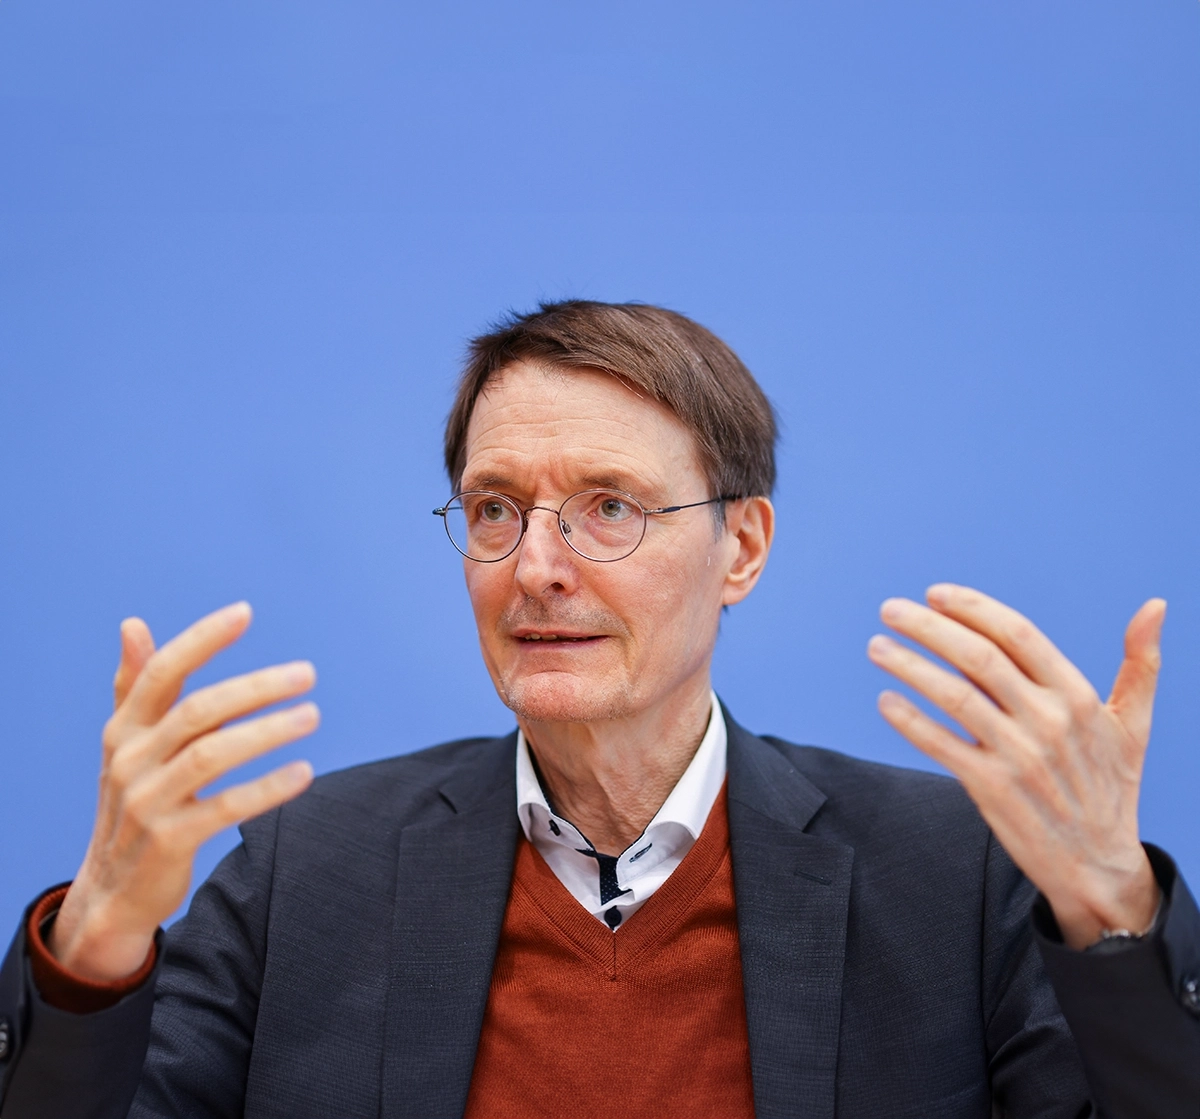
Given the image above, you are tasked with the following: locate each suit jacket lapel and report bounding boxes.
[381,733,520,1119]
[726,714,854,1119]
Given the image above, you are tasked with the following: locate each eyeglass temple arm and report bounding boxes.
[644,494,743,516]
[434,496,743,517]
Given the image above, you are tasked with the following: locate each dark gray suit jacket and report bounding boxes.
[2,714,1199,1118]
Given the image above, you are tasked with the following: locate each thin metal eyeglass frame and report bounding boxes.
[432,489,742,563]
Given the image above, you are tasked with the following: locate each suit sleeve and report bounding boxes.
[1031,844,1200,1118]
[0,809,281,1119]
[0,906,163,1119]
[981,834,1200,1119]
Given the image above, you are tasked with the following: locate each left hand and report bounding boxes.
[867,584,1165,950]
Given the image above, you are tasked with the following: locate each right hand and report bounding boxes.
[48,602,319,982]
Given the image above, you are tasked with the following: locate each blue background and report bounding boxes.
[2,2,1197,933]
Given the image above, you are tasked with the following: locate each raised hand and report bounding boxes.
[867,584,1164,950]
[48,602,319,981]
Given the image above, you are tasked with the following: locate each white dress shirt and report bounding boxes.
[515,692,728,929]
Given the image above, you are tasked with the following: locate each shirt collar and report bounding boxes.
[515,691,728,853]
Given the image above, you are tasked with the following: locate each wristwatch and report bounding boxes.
[1083,895,1164,955]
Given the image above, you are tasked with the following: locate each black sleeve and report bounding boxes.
[0,905,162,1119]
[1031,844,1200,1118]
[0,810,280,1119]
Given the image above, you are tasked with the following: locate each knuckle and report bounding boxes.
[944,680,976,718]
[122,787,155,830]
[1005,619,1036,651]
[251,669,288,705]
[962,642,997,679]
[214,787,250,825]
[184,735,220,781]
[173,693,213,738]
[1042,701,1074,741]
[105,748,138,793]
[248,668,276,696]
[139,655,174,692]
[101,720,123,760]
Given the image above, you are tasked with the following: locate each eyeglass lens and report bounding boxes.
[443,490,647,562]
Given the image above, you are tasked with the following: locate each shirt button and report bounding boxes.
[0,1015,12,1062]
[1181,976,1200,1016]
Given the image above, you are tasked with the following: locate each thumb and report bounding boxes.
[113,617,156,711]
[1107,598,1166,747]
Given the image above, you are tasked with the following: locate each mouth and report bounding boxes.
[512,631,605,644]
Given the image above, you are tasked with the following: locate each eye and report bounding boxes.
[597,496,632,520]
[462,494,517,525]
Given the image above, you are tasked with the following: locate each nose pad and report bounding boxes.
[513,515,578,593]
[513,507,576,573]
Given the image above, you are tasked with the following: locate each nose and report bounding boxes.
[513,506,580,597]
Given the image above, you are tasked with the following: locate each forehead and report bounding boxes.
[460,361,705,497]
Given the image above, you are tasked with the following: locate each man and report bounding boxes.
[1,301,1198,1118]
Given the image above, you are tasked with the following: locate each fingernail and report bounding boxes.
[290,702,319,728]
[286,661,315,687]
[926,584,951,605]
[878,690,904,713]
[880,598,905,622]
[225,601,252,625]
[285,760,313,786]
[867,634,895,658]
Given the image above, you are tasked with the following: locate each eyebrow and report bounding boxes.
[460,471,515,492]
[460,469,665,502]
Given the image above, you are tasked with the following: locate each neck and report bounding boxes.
[520,675,714,855]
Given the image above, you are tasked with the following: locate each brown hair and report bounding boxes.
[443,301,777,500]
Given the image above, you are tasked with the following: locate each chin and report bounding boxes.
[498,671,635,725]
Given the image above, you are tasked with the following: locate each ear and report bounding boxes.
[721,496,775,607]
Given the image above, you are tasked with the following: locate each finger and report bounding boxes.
[113,618,156,711]
[867,634,1017,750]
[120,602,253,727]
[877,690,989,783]
[150,702,320,803]
[923,584,1093,697]
[1108,598,1166,746]
[877,597,1038,717]
[176,760,314,846]
[135,660,317,766]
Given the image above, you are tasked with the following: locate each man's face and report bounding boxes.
[459,361,743,725]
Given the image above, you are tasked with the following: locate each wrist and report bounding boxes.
[1047,848,1160,950]
[50,882,157,983]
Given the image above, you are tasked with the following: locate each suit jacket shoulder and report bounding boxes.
[270,730,518,831]
[759,734,983,836]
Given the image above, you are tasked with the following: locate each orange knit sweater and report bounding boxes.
[464,785,755,1119]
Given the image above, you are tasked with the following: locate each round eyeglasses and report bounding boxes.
[432,489,740,563]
